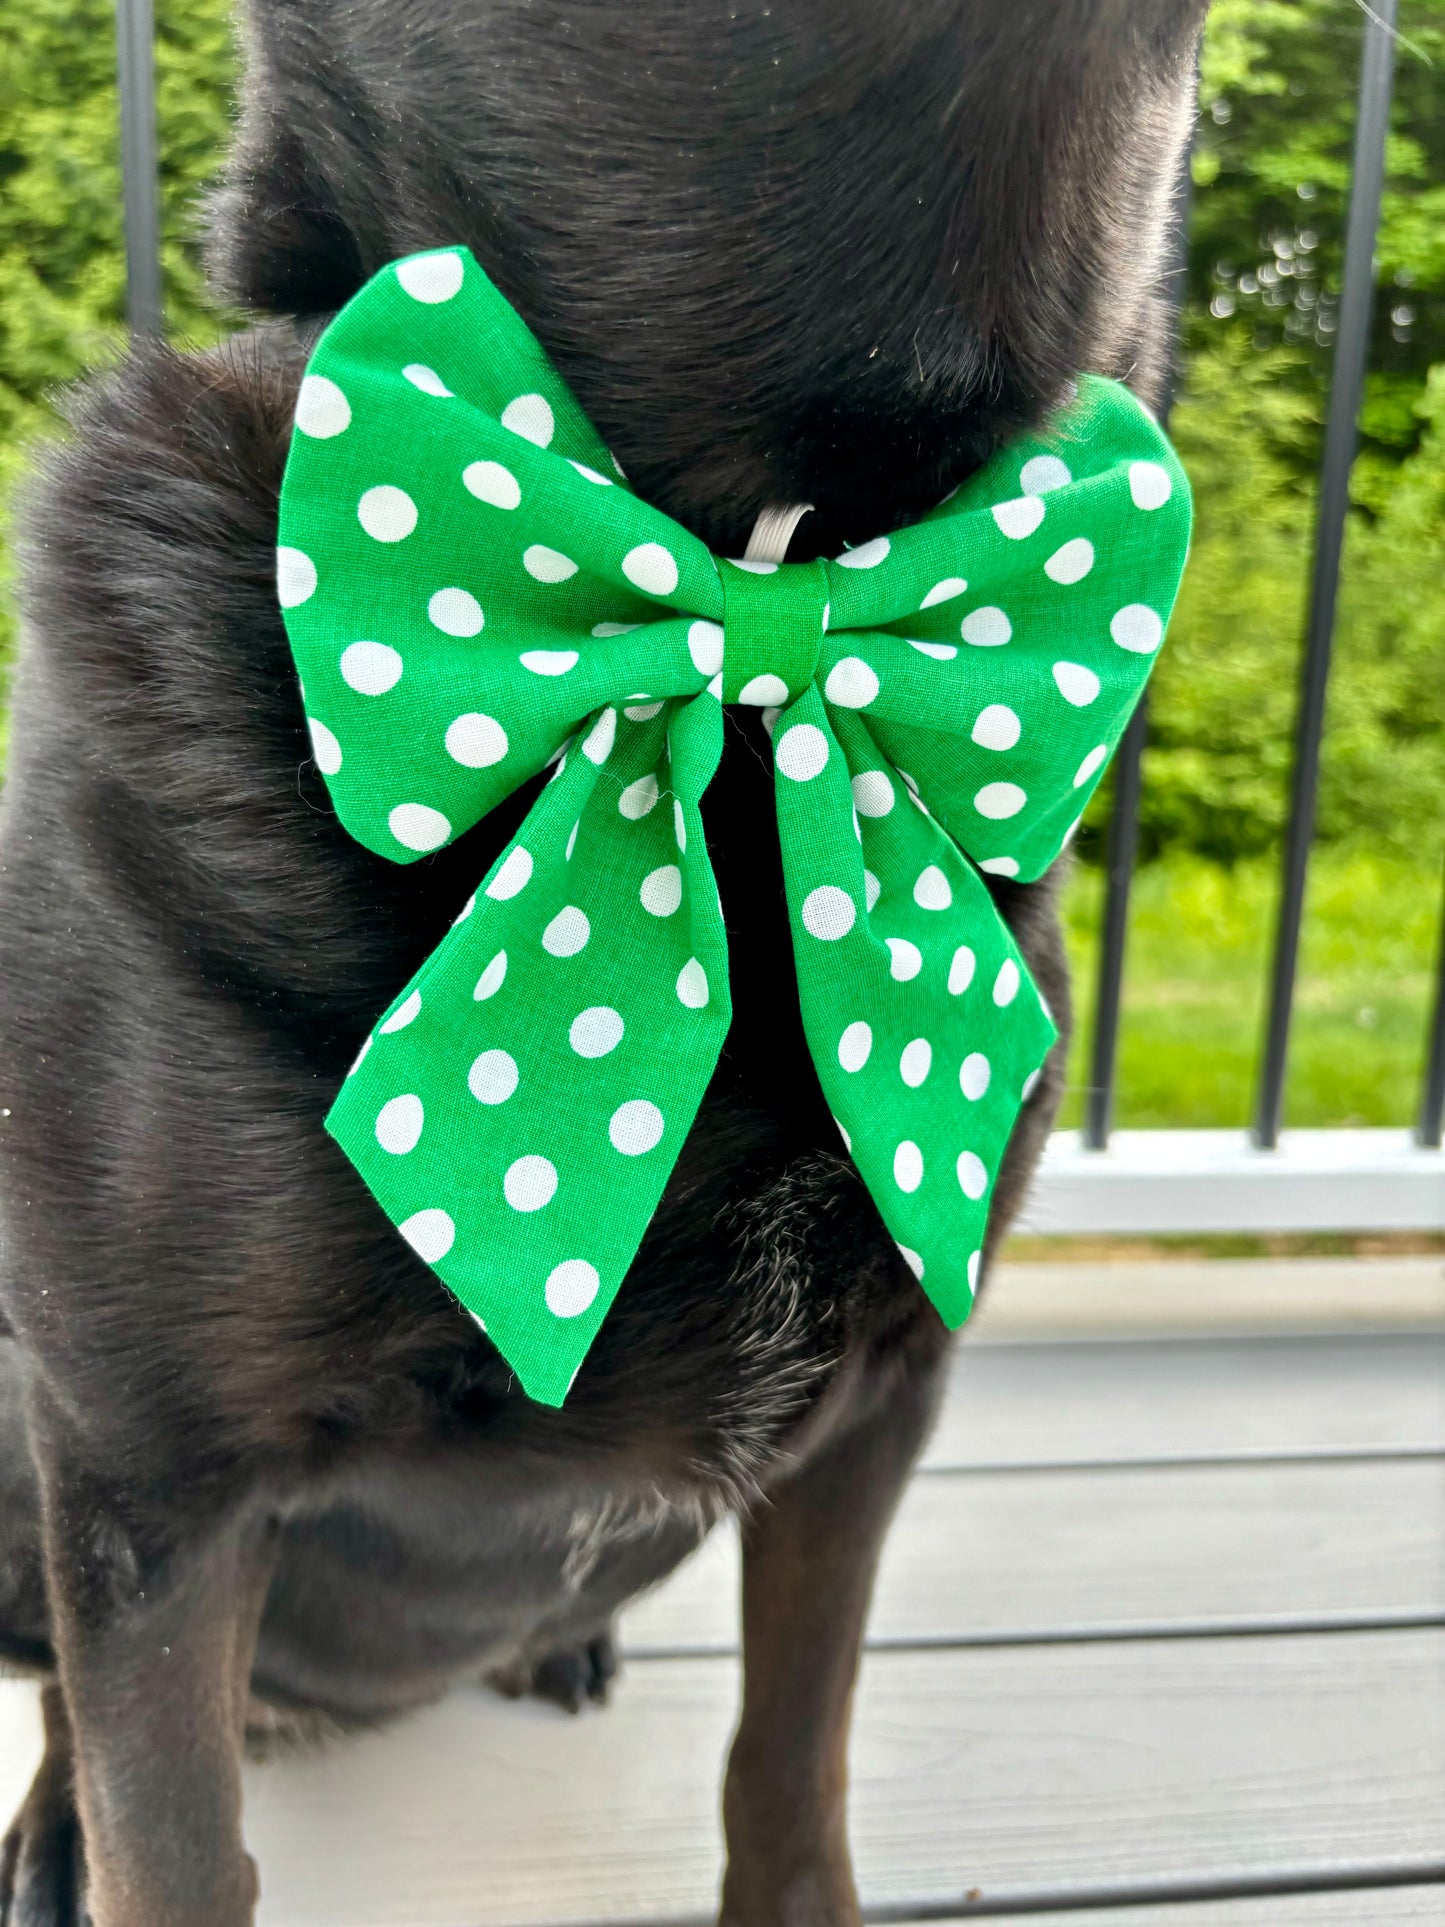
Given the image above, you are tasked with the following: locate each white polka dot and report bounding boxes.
[389,803,451,851]
[674,799,687,852]
[375,1093,423,1154]
[276,547,317,608]
[523,544,578,583]
[1045,538,1095,585]
[961,607,1012,648]
[609,1099,664,1155]
[569,461,612,486]
[565,821,579,860]
[542,907,591,957]
[622,543,679,596]
[967,1249,982,1293]
[1022,1068,1042,1101]
[468,1049,519,1105]
[837,1119,852,1153]
[920,577,967,608]
[504,1155,557,1212]
[520,650,578,676]
[974,782,1027,821]
[993,958,1021,1006]
[380,990,421,1033]
[992,496,1045,540]
[960,1052,991,1101]
[731,558,777,575]
[594,621,642,638]
[462,461,521,510]
[1020,455,1072,494]
[545,1259,600,1318]
[640,864,683,917]
[852,771,894,817]
[835,536,891,569]
[427,588,483,637]
[864,870,882,911]
[956,1151,988,1200]
[948,946,976,995]
[824,658,880,708]
[707,674,724,700]
[625,700,664,722]
[776,723,829,781]
[349,1035,372,1074]
[900,1038,933,1087]
[1052,661,1101,706]
[898,1245,925,1281]
[676,958,709,1008]
[908,639,958,661]
[295,374,351,438]
[500,393,555,447]
[913,865,952,910]
[358,486,418,543]
[403,363,453,397]
[838,1021,872,1073]
[971,704,1021,751]
[308,718,342,775]
[1111,604,1165,654]
[739,673,790,707]
[396,251,465,303]
[485,846,534,899]
[340,641,403,695]
[582,708,617,764]
[801,886,856,941]
[980,856,1021,877]
[1074,743,1109,788]
[615,773,657,820]
[1129,460,1174,511]
[400,1207,455,1263]
[886,937,923,982]
[894,1141,924,1192]
[474,951,507,1000]
[688,621,724,675]
[445,712,507,766]
[570,1006,624,1057]
[760,706,782,735]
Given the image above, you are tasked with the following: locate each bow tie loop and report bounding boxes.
[718,556,830,707]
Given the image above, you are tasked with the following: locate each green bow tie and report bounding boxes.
[277,246,1191,1407]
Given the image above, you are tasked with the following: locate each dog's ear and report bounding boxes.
[206,2,386,316]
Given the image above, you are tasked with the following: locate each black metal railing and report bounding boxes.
[114,0,1445,1155]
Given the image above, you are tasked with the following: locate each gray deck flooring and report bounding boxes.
[2,1256,1442,1925]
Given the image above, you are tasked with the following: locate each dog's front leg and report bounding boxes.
[28,1391,276,1927]
[719,1340,947,1927]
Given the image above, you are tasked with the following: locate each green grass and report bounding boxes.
[1058,847,1443,1131]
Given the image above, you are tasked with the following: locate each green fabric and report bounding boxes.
[277,245,1192,1408]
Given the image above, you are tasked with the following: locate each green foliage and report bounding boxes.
[0,0,236,662]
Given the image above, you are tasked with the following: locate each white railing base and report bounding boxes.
[1020,1129,1445,1236]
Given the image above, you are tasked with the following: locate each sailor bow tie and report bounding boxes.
[277,245,1191,1406]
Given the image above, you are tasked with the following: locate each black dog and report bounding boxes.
[0,3,1206,1921]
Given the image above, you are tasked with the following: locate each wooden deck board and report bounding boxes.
[624,1458,1445,1653]
[898,1886,1445,1923]
[9,1631,1440,1925]
[926,1334,1445,1467]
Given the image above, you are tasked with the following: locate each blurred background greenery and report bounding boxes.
[0,0,1442,1131]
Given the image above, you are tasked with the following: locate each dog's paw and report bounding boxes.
[485,1629,618,1715]
[0,1785,87,1927]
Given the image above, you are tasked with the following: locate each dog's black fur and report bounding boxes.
[0,3,1206,1921]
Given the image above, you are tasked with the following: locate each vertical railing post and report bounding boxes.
[1082,136,1194,1151]
[1254,0,1398,1148]
[115,0,164,336]
[1420,867,1445,1150]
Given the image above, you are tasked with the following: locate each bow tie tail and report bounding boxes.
[770,689,1056,1326]
[325,691,731,1405]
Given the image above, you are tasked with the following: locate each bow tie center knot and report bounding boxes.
[718,556,830,708]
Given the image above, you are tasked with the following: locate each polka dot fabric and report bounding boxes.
[278,246,1192,1406]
